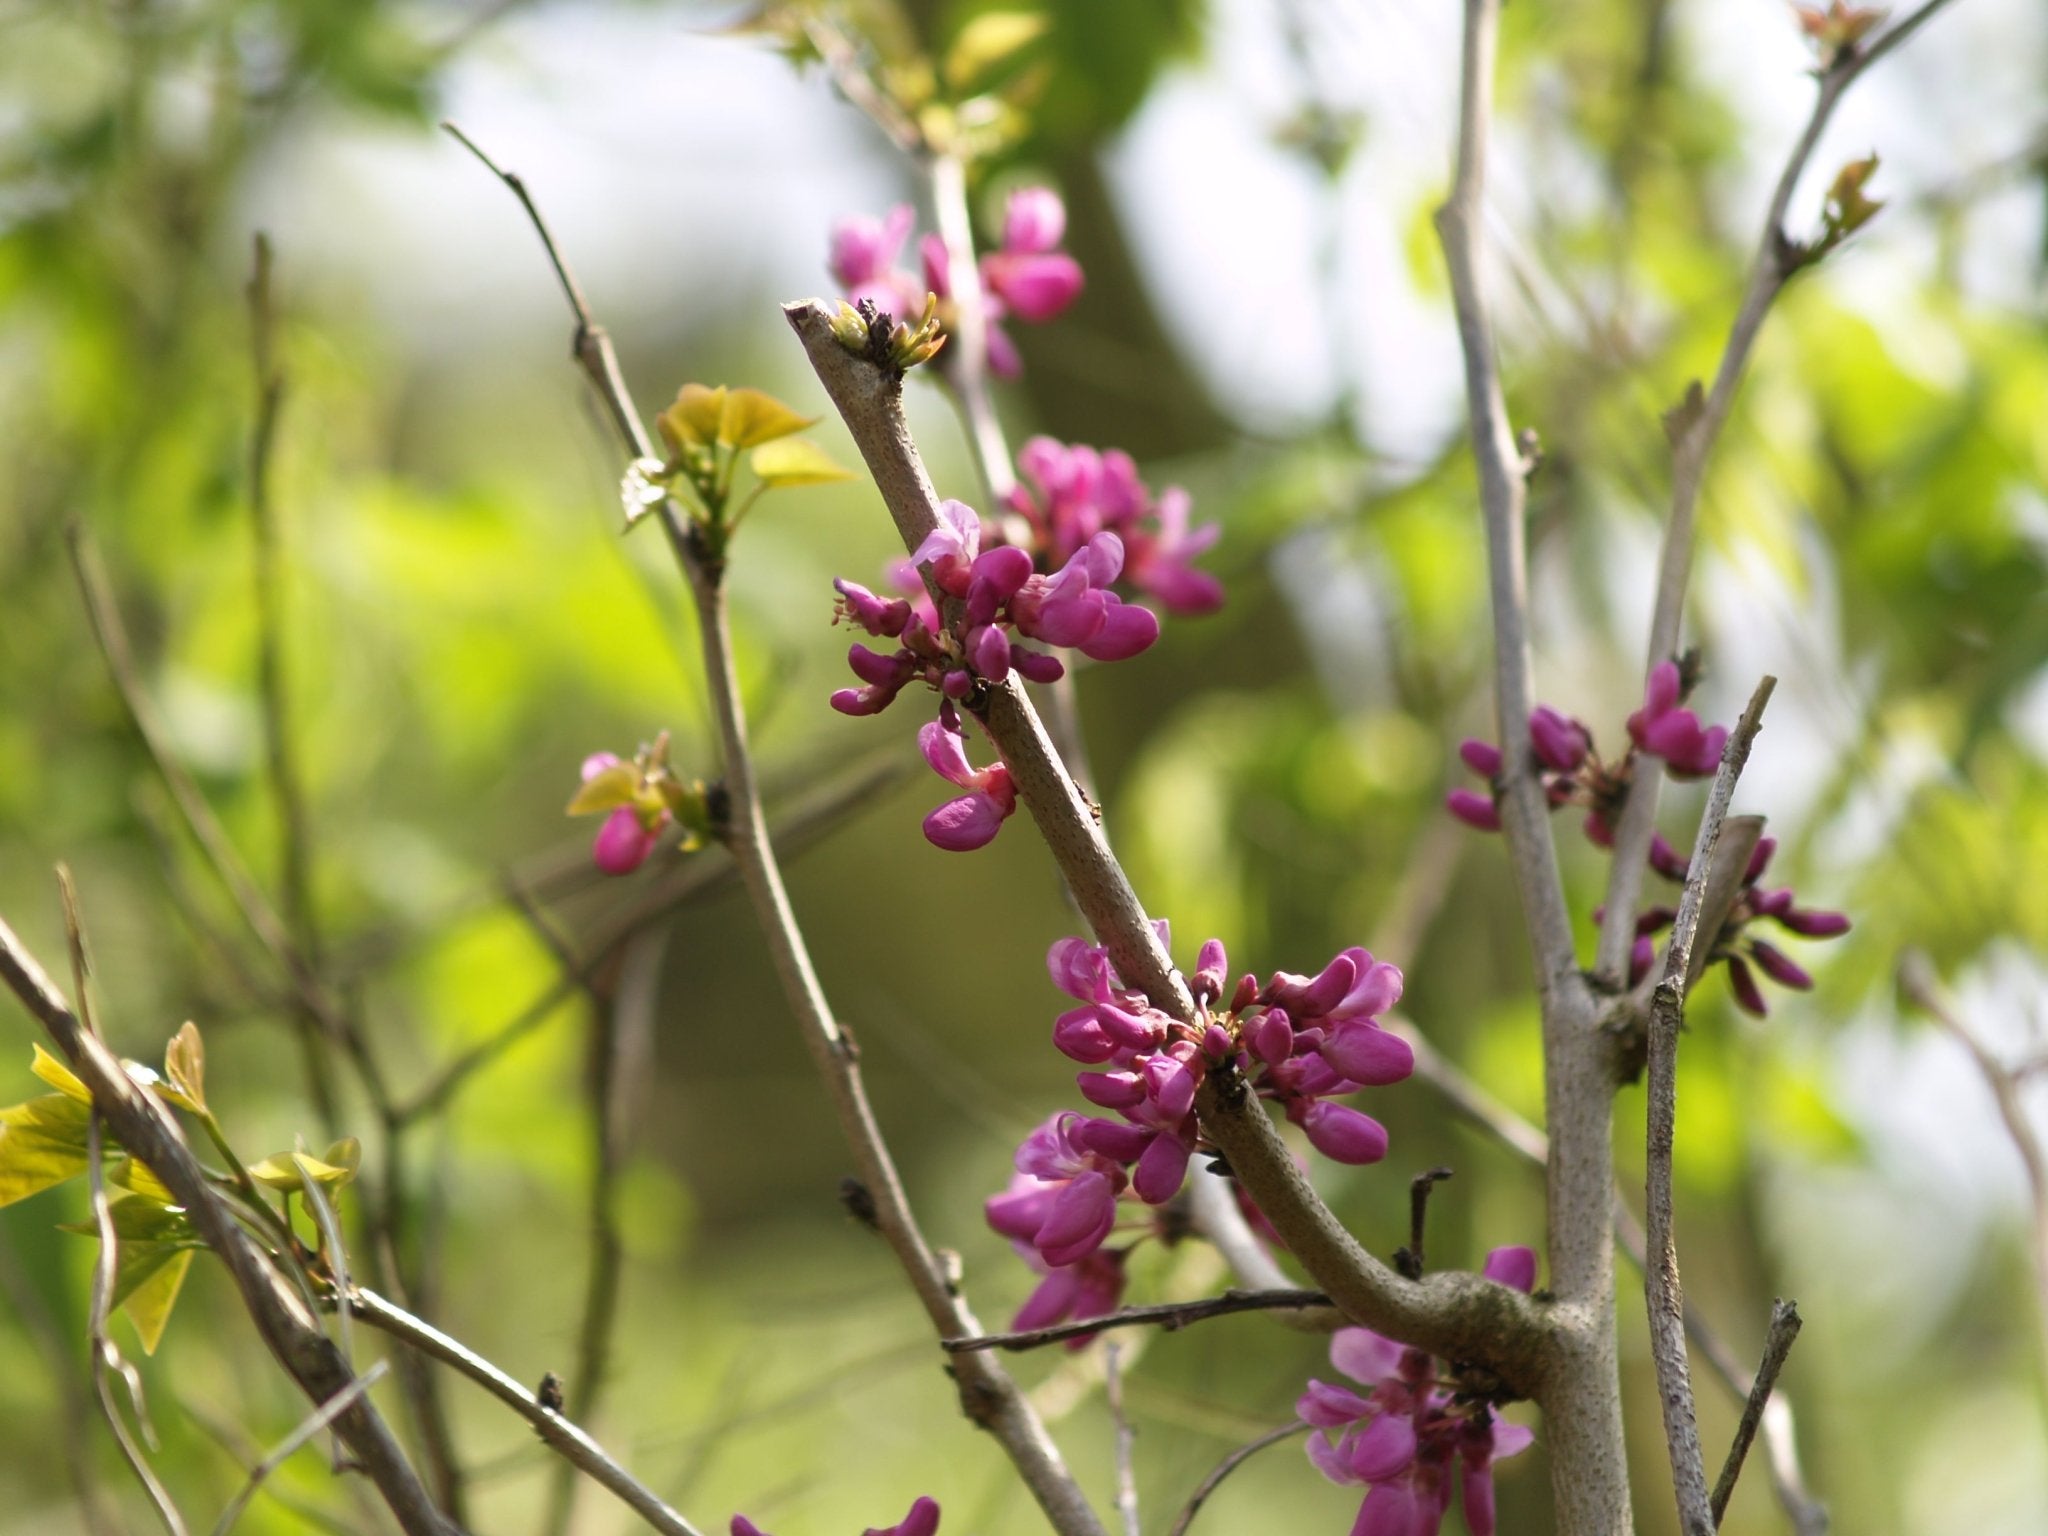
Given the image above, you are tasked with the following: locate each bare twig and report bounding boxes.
[453,129,1111,1536]
[1432,3,1628,1526]
[244,233,336,1134]
[1595,0,1961,987]
[0,917,452,1536]
[344,1286,703,1536]
[1394,1167,1455,1280]
[212,1362,390,1536]
[1163,1421,1309,1536]
[540,921,663,1536]
[786,297,1550,1387]
[1103,1343,1141,1536]
[1901,951,2048,1381]
[1710,1299,1803,1526]
[946,1288,1332,1354]
[1645,678,1776,1536]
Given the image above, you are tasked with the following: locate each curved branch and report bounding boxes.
[784,298,1552,1392]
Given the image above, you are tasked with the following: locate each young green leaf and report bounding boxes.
[29,1043,90,1102]
[162,1022,204,1113]
[567,760,640,816]
[657,383,727,452]
[248,1136,360,1192]
[0,1093,93,1207]
[750,437,856,488]
[719,386,817,448]
[943,9,1051,95]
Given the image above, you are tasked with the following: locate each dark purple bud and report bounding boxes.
[967,624,1011,681]
[1726,955,1768,1017]
[1529,706,1590,773]
[1201,1022,1235,1060]
[941,668,975,699]
[1229,973,1260,1013]
[1481,1245,1538,1293]
[1648,833,1691,883]
[1746,836,1777,884]
[1628,935,1655,986]
[1778,906,1849,938]
[1459,738,1503,777]
[1749,940,1813,990]
[1192,938,1228,1004]
[1447,788,1502,832]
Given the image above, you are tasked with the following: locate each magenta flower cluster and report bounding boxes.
[1299,1249,1537,1536]
[732,1498,938,1536]
[1006,437,1223,617]
[1448,661,1728,848]
[1636,832,1851,1011]
[831,497,1162,850]
[829,188,1082,377]
[986,931,1414,1332]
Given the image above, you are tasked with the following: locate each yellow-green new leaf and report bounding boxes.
[111,1155,175,1205]
[0,1093,92,1207]
[750,437,855,488]
[943,9,1050,93]
[658,384,727,452]
[30,1043,89,1102]
[120,1248,195,1355]
[719,387,816,448]
[248,1137,360,1192]
[566,762,638,817]
[162,1022,204,1113]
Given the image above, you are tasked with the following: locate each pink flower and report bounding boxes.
[1628,661,1728,779]
[1300,1254,1537,1536]
[918,704,1016,851]
[827,204,924,322]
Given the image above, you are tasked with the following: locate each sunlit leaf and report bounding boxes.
[29,1043,89,1103]
[718,387,816,448]
[119,1248,194,1356]
[248,1136,360,1192]
[657,384,727,452]
[111,1156,175,1205]
[0,1093,92,1207]
[749,437,855,488]
[162,1022,204,1113]
[566,762,639,816]
[943,10,1051,94]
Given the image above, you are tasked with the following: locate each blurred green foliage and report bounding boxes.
[1,1,2045,1534]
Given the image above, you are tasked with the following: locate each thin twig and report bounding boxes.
[1103,1343,1141,1536]
[1710,1299,1803,1526]
[344,1286,704,1536]
[1645,677,1776,1536]
[244,232,336,1134]
[540,919,663,1536]
[787,296,1550,1386]
[452,127,1112,1536]
[1901,950,2048,1384]
[212,1362,390,1536]
[946,1289,1332,1354]
[0,918,451,1536]
[1595,0,1961,987]
[1163,1421,1309,1536]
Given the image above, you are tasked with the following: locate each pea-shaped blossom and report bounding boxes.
[1628,660,1728,779]
[732,1497,939,1536]
[1006,437,1224,616]
[917,703,1016,852]
[830,497,1160,852]
[565,738,711,877]
[826,188,1082,379]
[1300,1248,1538,1536]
